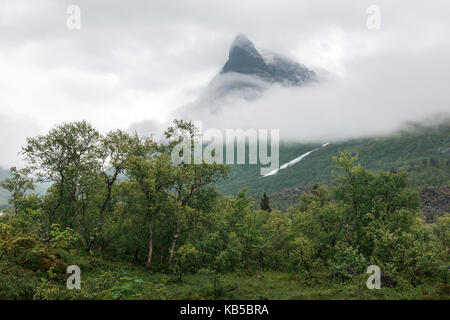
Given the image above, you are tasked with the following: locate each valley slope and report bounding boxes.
[218,122,450,199]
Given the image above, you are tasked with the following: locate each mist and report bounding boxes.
[2,0,450,167]
[172,47,450,143]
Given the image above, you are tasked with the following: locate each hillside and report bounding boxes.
[1,120,448,301]
[218,122,450,196]
[2,122,449,211]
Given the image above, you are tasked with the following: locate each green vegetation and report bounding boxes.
[219,122,450,196]
[260,192,272,212]
[0,121,448,300]
[0,167,35,214]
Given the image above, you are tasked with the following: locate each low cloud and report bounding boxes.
[0,111,41,168]
[1,0,450,166]
[174,46,450,142]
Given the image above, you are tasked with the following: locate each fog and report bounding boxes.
[175,48,450,142]
[1,0,450,167]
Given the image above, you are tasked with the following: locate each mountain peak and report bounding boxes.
[230,33,257,53]
[185,34,319,112]
[221,34,267,77]
[221,34,317,86]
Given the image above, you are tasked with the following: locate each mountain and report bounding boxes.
[218,121,450,197]
[221,33,317,85]
[188,34,317,110]
[2,124,448,217]
[217,121,450,220]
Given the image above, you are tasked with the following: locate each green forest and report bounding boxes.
[0,120,448,300]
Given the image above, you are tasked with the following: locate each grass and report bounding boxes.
[160,272,448,300]
[4,246,448,300]
[59,254,449,300]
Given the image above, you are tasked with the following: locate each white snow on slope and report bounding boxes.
[263,142,330,177]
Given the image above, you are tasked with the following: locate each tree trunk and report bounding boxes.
[167,223,180,265]
[88,172,119,252]
[146,214,153,269]
[13,198,18,215]
[72,197,87,247]
[87,189,111,251]
[49,181,64,224]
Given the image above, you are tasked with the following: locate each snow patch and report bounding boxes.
[263,142,330,177]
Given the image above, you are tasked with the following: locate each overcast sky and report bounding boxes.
[1,0,450,167]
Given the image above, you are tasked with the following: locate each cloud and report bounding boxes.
[127,118,167,141]
[179,46,450,142]
[0,110,41,168]
[0,0,450,166]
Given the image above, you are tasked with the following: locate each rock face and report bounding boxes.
[420,185,450,222]
[220,33,317,86]
[180,33,318,113]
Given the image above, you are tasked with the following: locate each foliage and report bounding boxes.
[0,121,448,300]
[260,192,272,212]
[111,277,146,300]
[0,167,35,214]
[173,243,200,280]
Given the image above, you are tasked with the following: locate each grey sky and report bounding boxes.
[0,0,449,166]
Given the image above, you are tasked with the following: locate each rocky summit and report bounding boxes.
[220,33,317,86]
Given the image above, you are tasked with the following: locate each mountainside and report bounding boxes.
[218,122,450,197]
[221,33,317,86]
[261,183,450,223]
[2,123,448,215]
[189,34,317,109]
